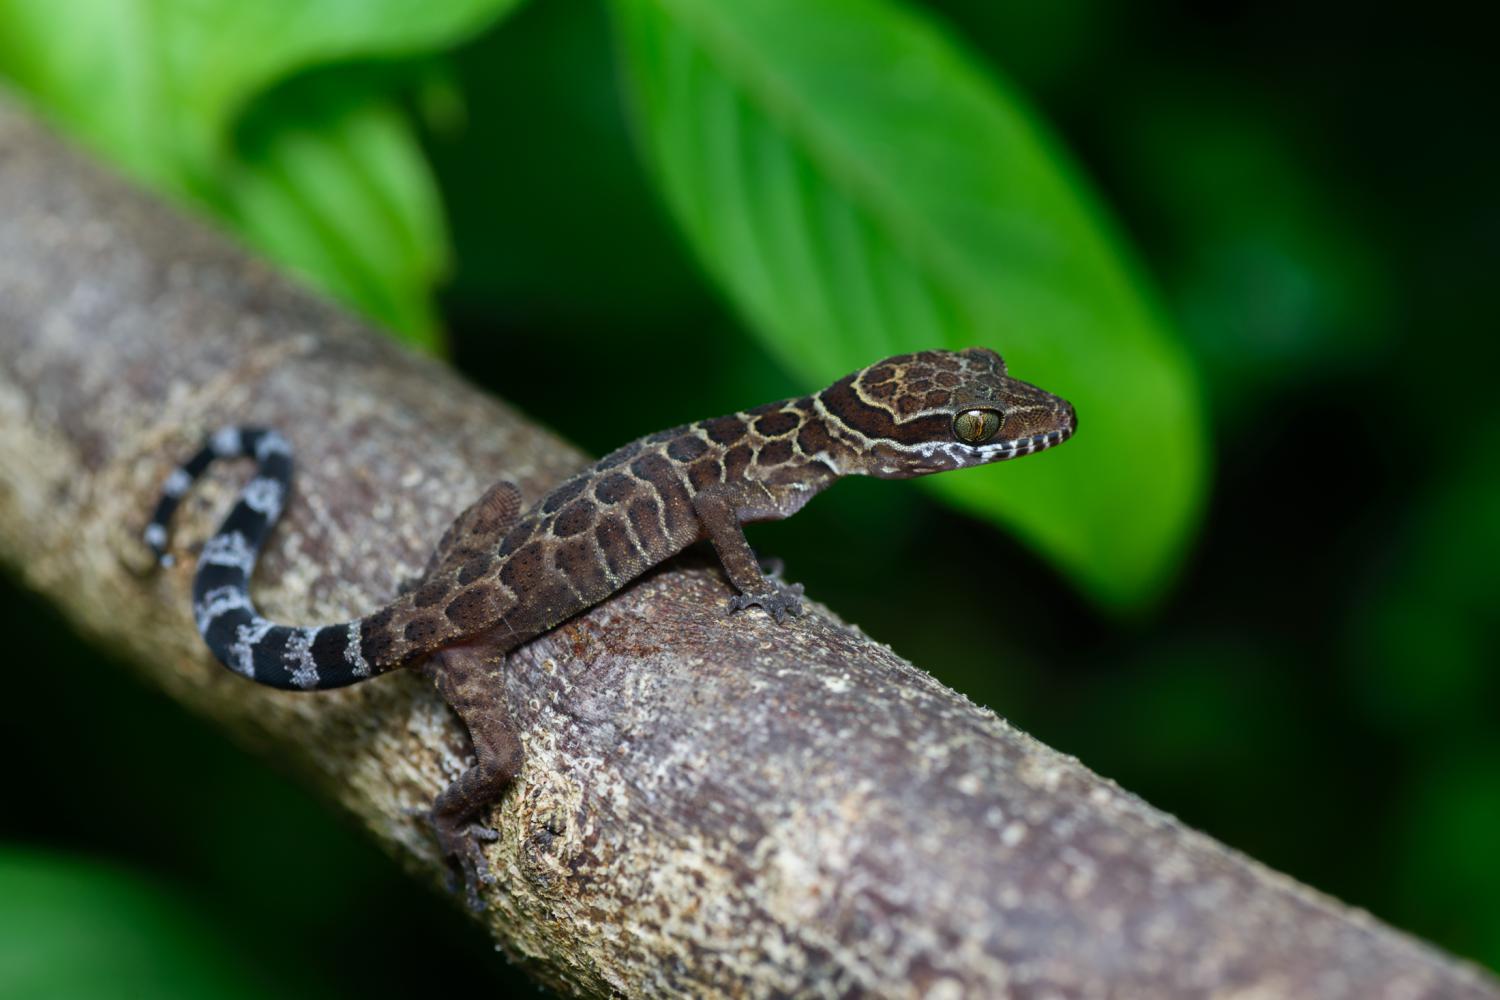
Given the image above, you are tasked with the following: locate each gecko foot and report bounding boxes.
[728,581,806,624]
[430,812,499,911]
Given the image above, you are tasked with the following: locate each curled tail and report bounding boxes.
[145,426,383,691]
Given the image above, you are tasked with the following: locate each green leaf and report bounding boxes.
[0,849,291,999]
[612,0,1207,609]
[231,86,448,352]
[0,0,521,181]
[0,0,525,346]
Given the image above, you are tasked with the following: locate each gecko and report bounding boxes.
[144,347,1075,906]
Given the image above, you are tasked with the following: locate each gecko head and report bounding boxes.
[819,347,1077,478]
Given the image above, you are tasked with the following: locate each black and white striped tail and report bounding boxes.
[145,426,375,692]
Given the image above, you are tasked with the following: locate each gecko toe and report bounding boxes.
[430,813,498,911]
[729,581,805,623]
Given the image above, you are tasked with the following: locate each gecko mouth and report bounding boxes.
[990,431,1074,461]
[986,417,1076,461]
[894,419,1076,476]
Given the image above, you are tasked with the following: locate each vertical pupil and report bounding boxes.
[955,410,998,443]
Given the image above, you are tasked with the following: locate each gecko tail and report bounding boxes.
[144,426,287,566]
[145,426,382,691]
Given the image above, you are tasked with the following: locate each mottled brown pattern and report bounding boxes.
[594,516,639,579]
[753,411,798,436]
[352,348,1075,683]
[444,587,495,628]
[593,472,633,505]
[596,440,642,469]
[551,501,593,538]
[403,615,443,645]
[541,476,589,513]
[667,435,709,462]
[496,520,533,557]
[159,340,1073,893]
[723,443,753,481]
[414,578,451,608]
[703,415,747,444]
[759,440,793,466]
[359,608,397,665]
[554,537,610,597]
[797,421,832,456]
[498,542,547,592]
[457,552,492,585]
[626,496,666,553]
[687,458,722,491]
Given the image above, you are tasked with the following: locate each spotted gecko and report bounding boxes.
[144,348,1076,906]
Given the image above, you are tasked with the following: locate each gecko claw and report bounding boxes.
[430,813,498,911]
[729,581,806,623]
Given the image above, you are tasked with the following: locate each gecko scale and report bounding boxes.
[144,348,1075,905]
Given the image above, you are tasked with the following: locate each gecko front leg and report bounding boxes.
[423,641,522,910]
[693,486,805,623]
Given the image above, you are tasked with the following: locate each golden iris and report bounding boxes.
[953,409,1002,444]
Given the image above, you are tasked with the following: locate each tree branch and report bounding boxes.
[1,96,1493,999]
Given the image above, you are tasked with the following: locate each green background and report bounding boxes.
[2,0,1496,994]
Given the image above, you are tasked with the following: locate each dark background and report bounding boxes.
[4,0,1497,992]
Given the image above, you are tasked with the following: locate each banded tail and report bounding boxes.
[145,427,381,691]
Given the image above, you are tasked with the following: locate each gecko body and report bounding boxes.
[145,348,1075,903]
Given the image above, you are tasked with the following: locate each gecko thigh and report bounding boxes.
[426,642,522,830]
[423,480,524,579]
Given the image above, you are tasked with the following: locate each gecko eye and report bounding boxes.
[953,409,1002,444]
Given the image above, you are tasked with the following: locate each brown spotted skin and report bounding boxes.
[147,347,1075,906]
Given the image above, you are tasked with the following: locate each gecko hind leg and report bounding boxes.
[424,479,523,578]
[423,641,522,911]
[398,480,525,595]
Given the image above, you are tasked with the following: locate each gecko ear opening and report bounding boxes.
[953,409,1002,444]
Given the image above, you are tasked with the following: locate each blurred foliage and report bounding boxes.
[1353,416,1500,732]
[2,0,1498,993]
[0,0,524,346]
[0,851,285,999]
[613,0,1204,609]
[0,0,1205,611]
[1111,89,1395,415]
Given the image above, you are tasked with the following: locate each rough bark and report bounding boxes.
[0,95,1494,1000]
